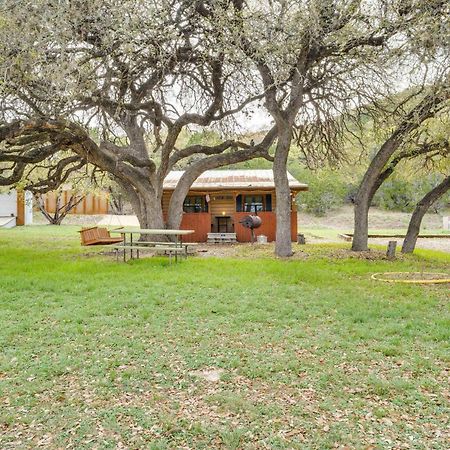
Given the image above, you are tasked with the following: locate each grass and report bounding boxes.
[0,226,449,449]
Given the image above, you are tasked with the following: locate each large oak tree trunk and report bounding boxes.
[134,192,167,242]
[274,130,293,257]
[136,191,165,230]
[402,176,450,253]
[116,177,165,240]
[166,183,189,232]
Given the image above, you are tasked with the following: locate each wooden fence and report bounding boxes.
[42,191,110,215]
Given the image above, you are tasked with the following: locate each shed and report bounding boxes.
[162,169,307,242]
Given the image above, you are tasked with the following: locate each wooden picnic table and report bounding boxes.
[109,228,195,262]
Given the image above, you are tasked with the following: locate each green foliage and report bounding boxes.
[375,178,417,212]
[291,168,348,216]
[226,157,273,170]
[375,174,450,213]
[186,130,221,147]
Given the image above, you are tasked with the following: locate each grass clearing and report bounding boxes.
[0,226,449,449]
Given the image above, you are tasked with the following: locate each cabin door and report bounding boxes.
[216,216,233,233]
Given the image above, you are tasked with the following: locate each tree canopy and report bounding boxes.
[0,0,275,229]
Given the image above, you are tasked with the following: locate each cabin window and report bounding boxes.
[244,195,264,212]
[265,194,272,211]
[236,194,242,212]
[183,195,208,213]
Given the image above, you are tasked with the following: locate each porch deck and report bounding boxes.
[207,232,237,244]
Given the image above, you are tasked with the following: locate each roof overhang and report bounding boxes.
[163,170,308,192]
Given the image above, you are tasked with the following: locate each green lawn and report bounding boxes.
[0,226,449,449]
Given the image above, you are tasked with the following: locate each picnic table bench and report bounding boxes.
[109,228,195,262]
[110,244,186,262]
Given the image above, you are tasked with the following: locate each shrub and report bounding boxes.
[375,175,450,213]
[293,169,347,216]
[374,178,416,212]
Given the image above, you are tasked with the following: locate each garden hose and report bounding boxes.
[371,272,450,284]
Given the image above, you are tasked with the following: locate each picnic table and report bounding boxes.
[109,228,195,262]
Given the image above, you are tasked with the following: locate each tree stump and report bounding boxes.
[386,241,397,259]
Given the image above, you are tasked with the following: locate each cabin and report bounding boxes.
[0,190,33,228]
[163,170,308,242]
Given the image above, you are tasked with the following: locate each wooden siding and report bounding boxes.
[234,211,298,242]
[162,191,172,212]
[180,213,211,242]
[291,211,298,241]
[208,193,235,217]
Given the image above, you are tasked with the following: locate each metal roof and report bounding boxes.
[163,170,308,191]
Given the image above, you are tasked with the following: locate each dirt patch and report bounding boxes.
[195,243,310,259]
[299,206,449,253]
[33,213,103,226]
[189,368,225,382]
[299,205,447,230]
[192,244,404,261]
[369,237,450,254]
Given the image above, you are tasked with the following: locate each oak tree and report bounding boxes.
[0,0,274,232]
[204,0,447,255]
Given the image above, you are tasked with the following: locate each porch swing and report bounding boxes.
[78,226,124,246]
[77,158,125,246]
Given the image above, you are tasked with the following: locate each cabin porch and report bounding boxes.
[163,190,299,243]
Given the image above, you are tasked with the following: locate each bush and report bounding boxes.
[374,178,416,212]
[290,165,449,217]
[293,169,348,216]
[375,175,450,213]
